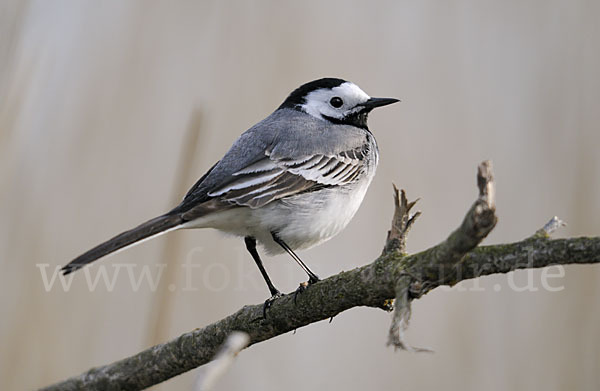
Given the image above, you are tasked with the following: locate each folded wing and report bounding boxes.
[207,147,367,208]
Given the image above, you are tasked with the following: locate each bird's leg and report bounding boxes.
[244,236,282,318]
[271,232,320,303]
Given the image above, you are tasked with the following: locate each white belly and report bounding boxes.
[183,179,372,255]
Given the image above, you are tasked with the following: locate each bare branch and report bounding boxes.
[41,161,599,391]
[382,185,420,256]
[387,160,497,349]
[533,216,567,238]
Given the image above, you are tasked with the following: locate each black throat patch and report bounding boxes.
[322,110,370,130]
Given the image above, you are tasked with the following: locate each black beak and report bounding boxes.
[360,97,400,110]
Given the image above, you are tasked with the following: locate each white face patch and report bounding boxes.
[300,82,370,120]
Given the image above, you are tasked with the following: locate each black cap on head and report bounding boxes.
[279,78,347,109]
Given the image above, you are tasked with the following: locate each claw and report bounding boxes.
[293,282,309,304]
[262,291,283,319]
[293,276,320,304]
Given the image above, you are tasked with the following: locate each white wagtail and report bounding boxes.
[62,78,398,308]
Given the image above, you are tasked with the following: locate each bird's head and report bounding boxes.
[279,78,399,129]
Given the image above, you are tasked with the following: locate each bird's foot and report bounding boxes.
[261,290,283,319]
[293,276,320,304]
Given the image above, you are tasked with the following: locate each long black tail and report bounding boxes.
[62,214,183,275]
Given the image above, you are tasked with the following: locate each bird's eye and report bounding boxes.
[329,97,343,108]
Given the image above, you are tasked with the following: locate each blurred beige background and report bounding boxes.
[1,0,599,390]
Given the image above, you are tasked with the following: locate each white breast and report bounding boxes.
[183,175,373,255]
[247,175,373,254]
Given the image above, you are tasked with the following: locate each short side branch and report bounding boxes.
[387,160,497,349]
[382,185,421,255]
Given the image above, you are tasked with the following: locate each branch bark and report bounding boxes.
[386,160,496,350]
[41,161,600,391]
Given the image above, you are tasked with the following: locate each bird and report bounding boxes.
[62,77,399,310]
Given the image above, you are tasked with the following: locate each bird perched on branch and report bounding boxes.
[63,77,399,310]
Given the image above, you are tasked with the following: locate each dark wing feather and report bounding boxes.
[184,161,220,200]
[206,145,367,209]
